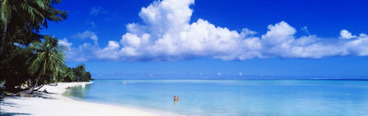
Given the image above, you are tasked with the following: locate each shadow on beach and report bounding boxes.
[0,91,57,116]
[0,98,31,116]
[14,90,58,99]
[1,98,18,108]
[0,112,31,116]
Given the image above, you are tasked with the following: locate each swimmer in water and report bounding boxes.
[174,96,176,102]
[177,96,179,102]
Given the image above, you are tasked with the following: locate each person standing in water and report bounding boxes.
[177,96,179,102]
[174,96,177,102]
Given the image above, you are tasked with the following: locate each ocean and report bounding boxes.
[64,80,368,116]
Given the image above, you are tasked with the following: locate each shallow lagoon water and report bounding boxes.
[66,80,368,116]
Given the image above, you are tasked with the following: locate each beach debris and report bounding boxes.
[43,89,48,93]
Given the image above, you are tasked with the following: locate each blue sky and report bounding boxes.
[42,0,368,79]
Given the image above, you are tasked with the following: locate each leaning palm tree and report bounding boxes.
[25,36,65,93]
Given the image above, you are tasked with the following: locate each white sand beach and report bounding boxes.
[0,82,160,116]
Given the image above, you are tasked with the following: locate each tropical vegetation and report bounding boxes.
[0,0,92,95]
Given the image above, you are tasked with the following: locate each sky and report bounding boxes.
[42,0,368,79]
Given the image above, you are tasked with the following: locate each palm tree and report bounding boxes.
[64,67,76,82]
[1,0,44,54]
[26,36,65,93]
[0,0,67,93]
[72,64,93,82]
[74,65,86,81]
[59,66,75,82]
[0,0,67,55]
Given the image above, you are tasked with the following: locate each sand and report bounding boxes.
[0,82,160,116]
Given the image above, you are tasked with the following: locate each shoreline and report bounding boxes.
[0,82,160,116]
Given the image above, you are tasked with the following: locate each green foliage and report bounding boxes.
[0,0,92,93]
[57,66,75,82]
[0,0,68,91]
[1,0,67,51]
[0,44,37,91]
[70,64,92,82]
[53,64,92,82]
[28,36,65,85]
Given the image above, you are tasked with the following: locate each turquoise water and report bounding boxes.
[66,80,368,116]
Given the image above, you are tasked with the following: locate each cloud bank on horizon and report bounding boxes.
[59,0,368,62]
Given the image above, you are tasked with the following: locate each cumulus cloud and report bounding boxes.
[340,29,357,39]
[64,0,368,62]
[60,42,100,62]
[95,41,121,60]
[58,38,72,50]
[72,30,99,45]
[59,31,101,62]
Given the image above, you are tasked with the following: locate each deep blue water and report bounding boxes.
[65,80,368,116]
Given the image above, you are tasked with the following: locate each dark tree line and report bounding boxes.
[62,64,93,82]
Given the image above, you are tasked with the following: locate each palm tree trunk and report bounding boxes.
[25,72,42,94]
[0,0,8,55]
[1,21,7,55]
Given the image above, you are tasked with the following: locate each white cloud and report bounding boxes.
[340,29,357,39]
[64,0,368,62]
[72,30,99,45]
[344,35,368,56]
[95,41,121,60]
[65,42,100,62]
[58,38,72,50]
[60,31,101,62]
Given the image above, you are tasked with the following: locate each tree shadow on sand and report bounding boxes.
[0,98,19,108]
[0,112,31,116]
[0,91,58,116]
[0,99,31,116]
